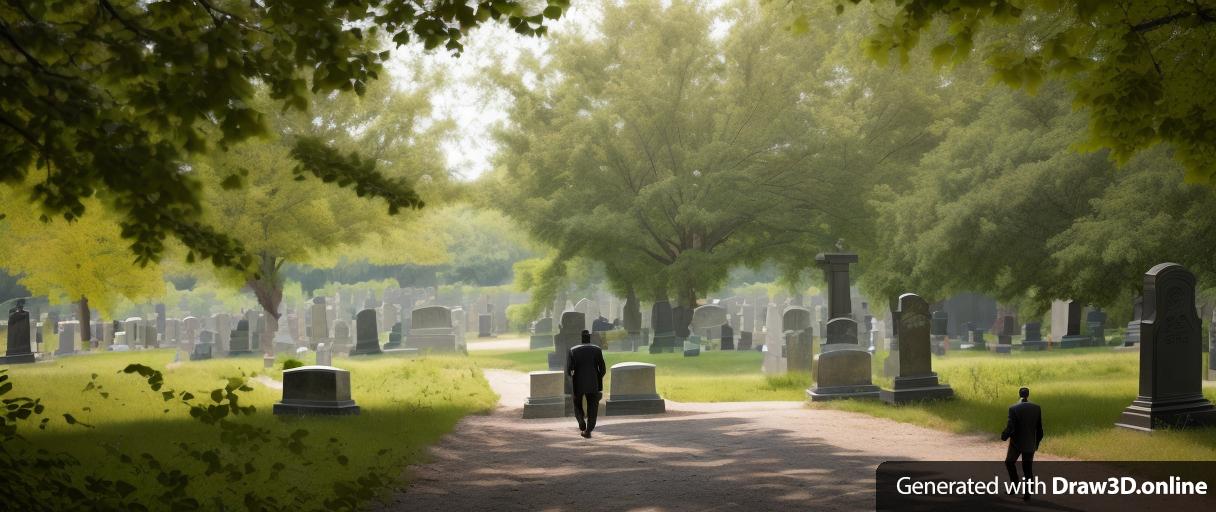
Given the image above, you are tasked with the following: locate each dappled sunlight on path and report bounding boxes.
[375,370,1063,511]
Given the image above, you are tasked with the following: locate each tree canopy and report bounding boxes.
[812,0,1216,185]
[0,0,567,269]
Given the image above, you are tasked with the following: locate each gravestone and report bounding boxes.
[384,322,404,349]
[995,315,1016,354]
[783,307,814,373]
[315,343,333,366]
[213,313,232,353]
[142,323,158,349]
[350,309,382,356]
[720,324,735,351]
[762,303,785,373]
[404,306,457,353]
[522,371,566,419]
[1022,322,1046,351]
[1086,308,1107,346]
[164,318,181,347]
[155,304,166,337]
[808,317,879,401]
[622,294,642,348]
[332,320,352,350]
[228,319,255,357]
[1056,300,1089,348]
[1116,263,1216,431]
[123,317,142,347]
[529,317,555,350]
[309,299,329,347]
[930,310,948,356]
[968,328,986,351]
[604,362,666,416]
[815,253,858,319]
[478,306,493,338]
[550,311,585,370]
[55,321,78,355]
[881,294,954,404]
[273,366,360,416]
[190,337,213,361]
[1125,296,1143,347]
[737,330,752,351]
[574,298,597,331]
[649,301,676,354]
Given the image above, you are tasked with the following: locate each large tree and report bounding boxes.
[809,0,1216,185]
[0,179,165,341]
[0,0,566,269]
[196,79,449,344]
[494,0,981,308]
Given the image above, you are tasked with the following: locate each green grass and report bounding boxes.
[2,349,497,508]
[819,348,1216,461]
[470,348,811,401]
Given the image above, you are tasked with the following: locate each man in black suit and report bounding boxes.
[1001,387,1044,500]
[566,330,606,438]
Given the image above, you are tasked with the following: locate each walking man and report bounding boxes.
[566,330,606,438]
[1001,387,1044,500]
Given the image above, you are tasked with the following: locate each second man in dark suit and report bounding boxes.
[1001,387,1044,500]
[566,330,606,438]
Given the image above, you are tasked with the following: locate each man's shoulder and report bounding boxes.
[570,344,601,353]
[1011,401,1041,412]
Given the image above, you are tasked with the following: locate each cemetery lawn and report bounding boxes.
[2,350,497,509]
[820,348,1216,461]
[470,349,811,401]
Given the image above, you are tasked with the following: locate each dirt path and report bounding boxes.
[375,370,1063,511]
[466,336,531,352]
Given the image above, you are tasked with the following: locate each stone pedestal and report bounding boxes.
[273,366,360,416]
[808,347,879,401]
[522,371,567,419]
[1060,334,1089,349]
[605,362,665,416]
[880,374,954,404]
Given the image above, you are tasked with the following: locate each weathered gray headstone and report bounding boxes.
[522,370,566,419]
[1116,263,1216,431]
[273,366,360,416]
[384,322,404,349]
[881,293,953,404]
[349,309,382,356]
[605,362,666,416]
[783,307,813,373]
[55,321,78,355]
[405,306,457,353]
[529,317,555,350]
[315,343,333,366]
[1125,296,1143,347]
[762,302,785,373]
[816,252,859,320]
[228,319,254,357]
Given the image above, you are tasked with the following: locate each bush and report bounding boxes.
[281,358,305,371]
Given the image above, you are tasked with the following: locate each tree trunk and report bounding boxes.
[248,254,284,357]
[78,296,91,346]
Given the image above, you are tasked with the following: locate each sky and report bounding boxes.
[386,0,732,181]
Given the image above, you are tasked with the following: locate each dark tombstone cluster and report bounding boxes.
[2,299,35,364]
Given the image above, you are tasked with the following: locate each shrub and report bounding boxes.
[281,358,305,371]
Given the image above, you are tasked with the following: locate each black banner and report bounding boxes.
[877,461,1216,511]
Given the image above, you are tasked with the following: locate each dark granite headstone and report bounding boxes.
[650,301,676,353]
[3,301,35,364]
[824,317,858,345]
[720,324,734,351]
[478,314,493,338]
[1060,300,1090,348]
[815,253,858,320]
[228,319,254,357]
[384,322,404,349]
[1022,322,1046,351]
[882,293,952,403]
[1116,263,1216,431]
[273,366,360,416]
[738,330,753,351]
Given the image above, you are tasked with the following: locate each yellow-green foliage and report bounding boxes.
[3,351,496,508]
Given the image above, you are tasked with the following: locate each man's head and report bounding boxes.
[581,330,591,344]
[1019,387,1030,400]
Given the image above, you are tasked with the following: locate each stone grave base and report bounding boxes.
[1059,335,1090,348]
[404,333,457,353]
[522,396,566,419]
[529,335,554,350]
[880,374,953,405]
[1021,340,1047,351]
[806,384,880,402]
[605,394,666,416]
[1116,394,1216,431]
[994,345,1012,354]
[273,400,360,416]
[382,348,419,357]
[348,346,384,356]
[226,350,258,358]
[0,353,36,365]
[649,334,678,354]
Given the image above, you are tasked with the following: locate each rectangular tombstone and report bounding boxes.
[273,366,360,416]
[1022,322,1047,351]
[605,362,666,416]
[1117,263,1216,431]
[649,301,676,354]
[405,306,457,353]
[881,294,953,404]
[349,309,382,356]
[522,371,567,419]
